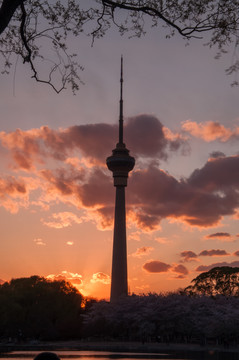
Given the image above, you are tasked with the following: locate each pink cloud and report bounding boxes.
[3,154,238,231]
[0,175,35,213]
[0,176,26,197]
[0,116,186,172]
[143,260,171,273]
[182,120,238,142]
[1,120,239,231]
[199,249,230,257]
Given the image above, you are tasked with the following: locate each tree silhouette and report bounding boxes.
[184,266,239,297]
[0,0,238,92]
[0,276,84,340]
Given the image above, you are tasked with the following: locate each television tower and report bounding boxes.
[106,57,135,303]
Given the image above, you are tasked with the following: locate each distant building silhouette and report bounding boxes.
[106,57,135,302]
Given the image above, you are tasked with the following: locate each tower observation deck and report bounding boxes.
[106,57,135,302]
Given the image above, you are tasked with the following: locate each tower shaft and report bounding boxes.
[110,186,127,302]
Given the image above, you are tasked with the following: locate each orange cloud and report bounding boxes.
[155,237,169,244]
[47,271,83,285]
[182,120,237,142]
[90,272,111,284]
[131,246,154,258]
[42,211,84,229]
[0,176,26,197]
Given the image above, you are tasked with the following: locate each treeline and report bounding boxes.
[1,268,239,346]
[0,276,86,340]
[84,293,239,346]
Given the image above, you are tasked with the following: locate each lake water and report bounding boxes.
[0,350,239,360]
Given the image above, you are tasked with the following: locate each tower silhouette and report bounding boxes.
[106,57,135,302]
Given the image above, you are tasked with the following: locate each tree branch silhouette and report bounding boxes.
[0,0,238,92]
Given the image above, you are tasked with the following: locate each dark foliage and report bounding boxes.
[0,275,84,340]
[2,268,239,345]
[184,266,239,296]
[83,292,239,346]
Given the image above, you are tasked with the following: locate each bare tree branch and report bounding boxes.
[0,0,238,92]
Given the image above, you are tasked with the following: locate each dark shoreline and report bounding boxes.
[0,341,239,355]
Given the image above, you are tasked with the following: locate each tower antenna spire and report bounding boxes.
[119,55,123,144]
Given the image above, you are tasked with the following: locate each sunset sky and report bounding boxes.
[0,14,239,300]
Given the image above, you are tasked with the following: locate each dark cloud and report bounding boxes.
[63,124,117,162]
[125,115,185,159]
[234,251,239,257]
[196,261,239,272]
[129,156,239,229]
[205,232,231,239]
[79,168,113,207]
[188,156,239,190]
[199,249,229,257]
[172,264,189,276]
[180,251,198,262]
[209,151,225,159]
[143,260,171,273]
